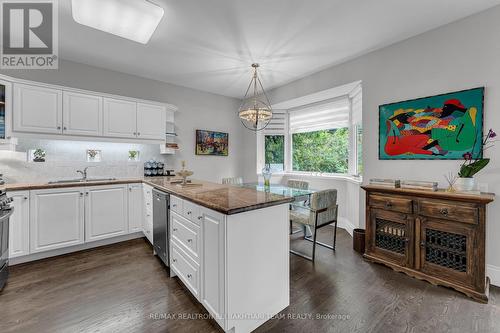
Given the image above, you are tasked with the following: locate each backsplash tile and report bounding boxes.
[0,138,171,184]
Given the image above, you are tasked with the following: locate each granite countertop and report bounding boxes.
[4,177,293,215]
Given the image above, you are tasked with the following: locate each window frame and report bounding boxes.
[257,84,362,179]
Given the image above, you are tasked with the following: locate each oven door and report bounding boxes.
[0,209,13,269]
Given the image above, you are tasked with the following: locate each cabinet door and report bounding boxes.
[63,91,103,136]
[30,188,84,253]
[85,185,128,242]
[13,83,63,134]
[136,103,166,140]
[128,184,143,233]
[200,207,226,327]
[366,208,413,268]
[7,191,30,258]
[419,217,476,288]
[103,97,137,138]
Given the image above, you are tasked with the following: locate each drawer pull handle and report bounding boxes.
[439,208,449,216]
[173,228,178,232]
[187,239,192,243]
[172,204,177,207]
[172,258,177,263]
[385,202,392,208]
[187,274,192,279]
[187,211,192,215]
[197,216,203,220]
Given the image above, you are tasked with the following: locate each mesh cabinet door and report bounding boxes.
[419,218,475,287]
[367,209,413,268]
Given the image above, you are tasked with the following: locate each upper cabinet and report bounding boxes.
[7,79,177,142]
[103,97,137,138]
[63,91,103,136]
[137,103,166,140]
[13,83,63,134]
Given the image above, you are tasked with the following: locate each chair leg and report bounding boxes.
[333,220,338,251]
[312,225,318,261]
[290,220,292,235]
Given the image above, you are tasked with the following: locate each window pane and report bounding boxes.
[356,125,363,175]
[292,128,348,174]
[265,135,284,172]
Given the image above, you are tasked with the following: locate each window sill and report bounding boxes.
[257,172,363,184]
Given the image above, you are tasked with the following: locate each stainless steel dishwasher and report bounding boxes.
[153,189,169,267]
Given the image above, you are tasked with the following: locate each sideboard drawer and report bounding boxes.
[369,194,413,213]
[170,196,183,214]
[418,200,478,225]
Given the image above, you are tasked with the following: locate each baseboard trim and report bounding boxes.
[337,217,355,237]
[9,232,146,265]
[487,264,500,287]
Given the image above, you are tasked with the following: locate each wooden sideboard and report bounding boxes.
[361,185,495,303]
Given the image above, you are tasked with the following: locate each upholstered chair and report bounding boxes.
[287,179,310,235]
[289,189,338,261]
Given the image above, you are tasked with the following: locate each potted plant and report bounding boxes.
[128,150,139,161]
[33,148,46,162]
[456,128,496,191]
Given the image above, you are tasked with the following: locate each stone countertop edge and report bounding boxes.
[4,178,294,215]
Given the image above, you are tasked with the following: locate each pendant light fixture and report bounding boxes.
[238,63,273,131]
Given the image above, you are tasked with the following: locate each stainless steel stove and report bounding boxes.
[0,183,13,291]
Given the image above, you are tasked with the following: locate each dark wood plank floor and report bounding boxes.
[1,227,499,333]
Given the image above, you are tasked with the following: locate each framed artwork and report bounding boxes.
[195,130,229,156]
[379,87,484,160]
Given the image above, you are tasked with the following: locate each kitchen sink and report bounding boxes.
[48,178,117,184]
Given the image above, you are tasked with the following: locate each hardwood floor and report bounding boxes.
[1,228,499,333]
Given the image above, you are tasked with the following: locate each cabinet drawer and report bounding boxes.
[369,194,413,213]
[171,242,200,299]
[171,196,183,214]
[171,212,200,262]
[418,200,478,225]
[183,200,200,225]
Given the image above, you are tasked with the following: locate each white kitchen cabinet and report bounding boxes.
[143,184,153,243]
[136,103,166,140]
[128,184,143,233]
[85,185,128,242]
[13,83,63,134]
[30,187,85,253]
[103,97,137,138]
[200,207,226,328]
[63,91,103,136]
[7,191,30,258]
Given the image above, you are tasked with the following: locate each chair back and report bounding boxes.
[309,189,338,226]
[222,177,243,185]
[287,179,309,190]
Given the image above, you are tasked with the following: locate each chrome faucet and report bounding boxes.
[76,166,94,181]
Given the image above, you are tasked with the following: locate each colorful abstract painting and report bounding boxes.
[195,130,228,156]
[379,88,484,160]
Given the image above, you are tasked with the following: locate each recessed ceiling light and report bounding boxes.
[71,0,164,44]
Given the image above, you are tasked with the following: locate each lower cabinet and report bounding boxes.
[143,184,153,244]
[7,191,30,258]
[30,187,85,253]
[85,185,128,242]
[200,208,226,328]
[128,184,143,233]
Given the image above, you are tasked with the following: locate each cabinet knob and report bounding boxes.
[197,216,202,220]
[187,211,192,215]
[385,201,392,208]
[420,241,426,247]
[80,192,84,196]
[57,126,61,130]
[172,258,177,263]
[63,126,67,130]
[173,228,178,232]
[187,239,192,243]
[187,274,192,279]
[133,132,137,136]
[172,204,177,207]
[24,196,28,200]
[439,208,449,216]
[137,132,141,136]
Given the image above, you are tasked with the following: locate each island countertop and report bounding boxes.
[4,177,293,215]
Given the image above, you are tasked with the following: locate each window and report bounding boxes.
[257,83,362,178]
[265,135,285,172]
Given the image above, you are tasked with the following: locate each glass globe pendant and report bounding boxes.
[238,63,273,131]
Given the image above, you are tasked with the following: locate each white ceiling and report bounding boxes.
[59,0,500,98]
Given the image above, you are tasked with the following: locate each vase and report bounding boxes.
[454,177,475,192]
[262,164,272,187]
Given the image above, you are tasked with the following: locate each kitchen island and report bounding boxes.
[6,177,293,333]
